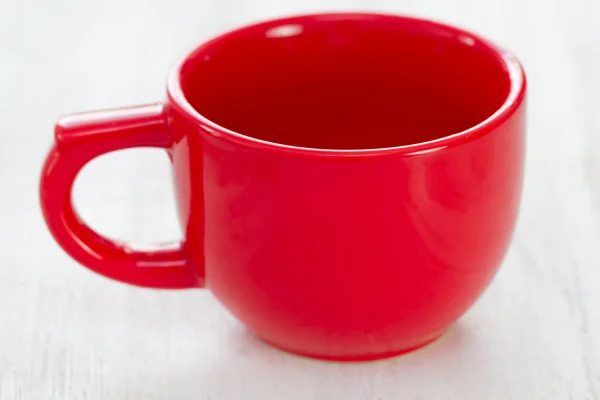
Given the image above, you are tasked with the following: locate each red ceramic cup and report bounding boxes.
[40,13,526,361]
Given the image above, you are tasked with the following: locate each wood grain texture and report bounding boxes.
[1,0,599,398]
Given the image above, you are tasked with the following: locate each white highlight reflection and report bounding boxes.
[265,24,303,38]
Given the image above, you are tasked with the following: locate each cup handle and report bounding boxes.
[40,103,200,289]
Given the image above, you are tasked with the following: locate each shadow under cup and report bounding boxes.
[180,15,513,150]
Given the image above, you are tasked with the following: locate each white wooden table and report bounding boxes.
[1,0,599,398]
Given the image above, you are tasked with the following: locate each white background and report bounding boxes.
[1,0,599,398]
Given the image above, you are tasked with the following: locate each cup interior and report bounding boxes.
[178,14,514,150]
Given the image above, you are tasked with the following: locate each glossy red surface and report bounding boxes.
[40,104,200,288]
[40,13,526,361]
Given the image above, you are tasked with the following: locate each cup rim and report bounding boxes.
[167,12,526,158]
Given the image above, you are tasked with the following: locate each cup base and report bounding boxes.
[259,332,445,362]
